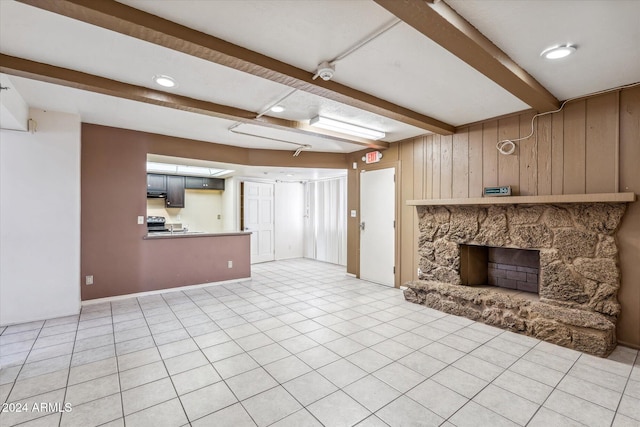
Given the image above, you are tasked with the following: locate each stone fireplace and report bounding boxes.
[404,196,633,357]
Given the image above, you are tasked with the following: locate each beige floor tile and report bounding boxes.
[119,361,168,391]
[282,371,337,406]
[1,260,636,427]
[191,403,256,427]
[122,378,177,415]
[65,373,120,406]
[61,393,122,427]
[8,369,69,402]
[406,379,468,419]
[171,364,221,395]
[124,398,187,427]
[180,381,237,421]
[242,386,302,427]
[376,395,442,427]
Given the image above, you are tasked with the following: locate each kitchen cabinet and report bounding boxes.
[185,177,225,190]
[147,174,166,192]
[166,175,185,208]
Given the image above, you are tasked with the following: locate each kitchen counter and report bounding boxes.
[135,231,251,292]
[144,231,251,239]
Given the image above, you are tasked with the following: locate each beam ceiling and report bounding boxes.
[17,0,455,135]
[374,0,560,113]
[0,54,389,150]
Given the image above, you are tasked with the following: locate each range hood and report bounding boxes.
[146,190,167,198]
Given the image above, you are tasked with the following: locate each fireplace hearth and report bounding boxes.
[405,199,630,357]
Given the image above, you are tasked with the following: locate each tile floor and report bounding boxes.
[0,258,639,427]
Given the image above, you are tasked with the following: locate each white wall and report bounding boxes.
[0,109,81,325]
[222,177,239,232]
[275,182,304,260]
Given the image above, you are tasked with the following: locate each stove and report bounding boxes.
[147,216,168,233]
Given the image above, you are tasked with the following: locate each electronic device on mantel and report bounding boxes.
[483,186,512,197]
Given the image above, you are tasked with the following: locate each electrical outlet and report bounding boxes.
[417,268,422,276]
[227,260,233,268]
[85,275,94,285]
[137,216,144,225]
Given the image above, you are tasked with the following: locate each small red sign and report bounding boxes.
[365,151,382,164]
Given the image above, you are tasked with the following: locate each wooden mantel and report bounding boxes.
[407,192,636,206]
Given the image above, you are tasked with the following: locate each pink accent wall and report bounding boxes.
[81,124,251,300]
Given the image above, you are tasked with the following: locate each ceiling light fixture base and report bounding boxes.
[313,61,335,81]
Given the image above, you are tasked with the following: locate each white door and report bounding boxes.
[244,182,275,264]
[360,168,395,286]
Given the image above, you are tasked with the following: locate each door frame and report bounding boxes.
[354,160,401,287]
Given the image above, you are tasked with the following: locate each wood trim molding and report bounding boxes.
[0,54,389,150]
[374,0,560,113]
[407,192,636,206]
[17,0,455,135]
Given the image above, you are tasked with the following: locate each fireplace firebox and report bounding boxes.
[460,245,539,293]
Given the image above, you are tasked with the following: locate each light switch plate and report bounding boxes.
[350,210,357,218]
[137,216,144,224]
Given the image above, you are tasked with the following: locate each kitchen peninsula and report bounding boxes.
[139,230,251,297]
[144,231,250,239]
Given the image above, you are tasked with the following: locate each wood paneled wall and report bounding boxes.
[405,92,620,201]
[350,87,640,347]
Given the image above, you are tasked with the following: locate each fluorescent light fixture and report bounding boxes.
[176,165,213,175]
[309,116,385,140]
[540,44,577,60]
[210,169,235,177]
[147,162,177,173]
[147,162,233,177]
[270,105,285,113]
[153,74,176,88]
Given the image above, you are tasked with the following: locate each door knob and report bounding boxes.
[359,222,365,231]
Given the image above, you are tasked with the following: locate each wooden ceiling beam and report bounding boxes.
[374,0,560,112]
[0,54,389,150]
[17,0,455,135]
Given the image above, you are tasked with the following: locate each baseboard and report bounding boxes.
[81,277,251,306]
[0,307,81,328]
[617,340,640,351]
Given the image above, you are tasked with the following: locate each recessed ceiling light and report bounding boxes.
[540,44,577,60]
[153,75,176,88]
[270,105,285,113]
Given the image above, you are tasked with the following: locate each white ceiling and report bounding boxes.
[1,0,639,162]
[447,0,640,101]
